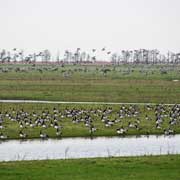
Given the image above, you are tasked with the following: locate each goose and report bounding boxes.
[19,131,27,138]
[56,128,62,137]
[156,124,161,129]
[54,113,59,117]
[42,123,47,128]
[105,120,111,127]
[108,120,115,126]
[29,121,35,128]
[119,114,124,119]
[25,119,30,126]
[89,125,97,135]
[5,112,9,117]
[169,119,177,125]
[12,108,16,114]
[145,114,149,120]
[19,122,24,128]
[116,126,127,135]
[0,123,4,129]
[89,125,97,133]
[61,115,65,118]
[92,49,96,52]
[164,129,174,136]
[168,129,175,134]
[40,130,48,139]
[72,117,77,124]
[135,118,140,124]
[85,121,90,127]
[53,117,58,123]
[53,108,58,113]
[156,118,163,124]
[32,112,37,117]
[53,122,59,129]
[42,111,47,116]
[128,122,136,128]
[114,118,121,123]
[97,109,102,113]
[67,113,72,118]
[50,120,54,127]
[0,117,3,123]
[0,132,8,139]
[10,116,15,121]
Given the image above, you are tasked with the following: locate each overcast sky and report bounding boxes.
[0,0,180,55]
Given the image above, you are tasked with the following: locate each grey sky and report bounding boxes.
[0,0,180,54]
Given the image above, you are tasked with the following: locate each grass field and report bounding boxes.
[0,64,180,179]
[0,64,180,103]
[0,103,180,139]
[0,155,179,180]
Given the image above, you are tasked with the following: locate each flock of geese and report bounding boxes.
[0,104,179,140]
[0,64,178,78]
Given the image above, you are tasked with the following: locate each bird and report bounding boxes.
[92,49,96,52]
[40,130,48,139]
[92,56,96,61]
[0,132,8,139]
[56,128,62,137]
[164,128,174,136]
[19,130,27,138]
[116,126,127,135]
[0,123,4,129]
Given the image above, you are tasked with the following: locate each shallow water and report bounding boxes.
[0,135,180,162]
[0,99,177,106]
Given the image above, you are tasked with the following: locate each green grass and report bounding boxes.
[0,64,180,179]
[0,64,180,103]
[0,155,180,180]
[1,103,180,139]
[0,64,180,139]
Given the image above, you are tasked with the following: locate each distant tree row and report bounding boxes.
[111,49,180,64]
[0,48,180,64]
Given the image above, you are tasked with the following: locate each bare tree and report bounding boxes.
[43,49,51,63]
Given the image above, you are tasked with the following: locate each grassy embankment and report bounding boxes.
[0,155,180,180]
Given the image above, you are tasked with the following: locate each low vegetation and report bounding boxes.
[0,64,180,103]
[0,155,180,180]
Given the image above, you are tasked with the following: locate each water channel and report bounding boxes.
[0,135,179,162]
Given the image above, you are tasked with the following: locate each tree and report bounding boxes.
[56,51,60,63]
[111,53,118,64]
[43,49,51,63]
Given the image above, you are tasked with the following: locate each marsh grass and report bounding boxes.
[0,155,180,180]
[0,64,180,103]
